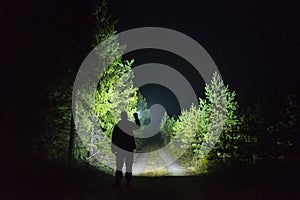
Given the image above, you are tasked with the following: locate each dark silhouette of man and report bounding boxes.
[111,111,140,188]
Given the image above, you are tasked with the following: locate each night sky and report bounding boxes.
[3,0,300,116]
[109,0,300,114]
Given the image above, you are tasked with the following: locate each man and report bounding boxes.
[111,111,140,188]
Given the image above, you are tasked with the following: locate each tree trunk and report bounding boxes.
[68,113,75,161]
[89,116,95,157]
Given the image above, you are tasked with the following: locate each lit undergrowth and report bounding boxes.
[140,145,171,176]
[175,150,209,175]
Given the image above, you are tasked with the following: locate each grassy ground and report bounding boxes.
[139,145,171,176]
[4,158,300,200]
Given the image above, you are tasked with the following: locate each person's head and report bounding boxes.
[120,111,128,121]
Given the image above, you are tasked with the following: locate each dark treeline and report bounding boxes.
[3,0,99,179]
[209,95,300,165]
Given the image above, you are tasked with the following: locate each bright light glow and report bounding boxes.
[137,110,142,118]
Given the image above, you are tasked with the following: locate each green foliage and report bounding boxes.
[160,112,177,145]
[203,72,228,153]
[73,1,149,165]
[172,103,200,150]
[191,98,210,156]
[94,59,138,138]
[208,72,241,162]
[136,92,150,126]
[92,1,118,47]
[89,2,140,139]
[40,1,300,174]
[168,72,240,166]
[134,93,150,150]
[265,95,299,159]
[44,81,73,159]
[237,95,300,163]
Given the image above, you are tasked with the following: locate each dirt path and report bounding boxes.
[132,152,149,175]
[157,149,186,176]
[132,146,187,176]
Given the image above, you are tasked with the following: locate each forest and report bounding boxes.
[3,0,300,199]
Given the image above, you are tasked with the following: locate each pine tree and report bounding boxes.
[160,112,177,145]
[172,104,200,150]
[73,1,147,166]
[191,98,210,158]
[204,72,240,162]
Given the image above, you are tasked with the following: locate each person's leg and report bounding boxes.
[113,150,125,187]
[125,151,134,186]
